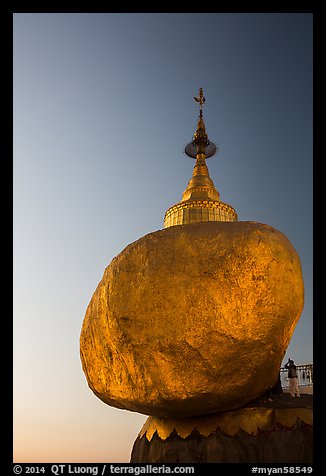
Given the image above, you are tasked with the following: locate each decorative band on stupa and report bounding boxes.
[164,88,237,228]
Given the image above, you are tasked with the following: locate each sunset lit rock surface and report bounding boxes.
[80,221,304,418]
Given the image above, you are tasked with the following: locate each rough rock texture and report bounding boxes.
[130,421,312,463]
[80,221,304,418]
[131,395,313,463]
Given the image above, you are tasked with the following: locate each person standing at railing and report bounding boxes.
[284,358,300,397]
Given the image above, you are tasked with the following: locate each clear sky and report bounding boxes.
[13,13,313,463]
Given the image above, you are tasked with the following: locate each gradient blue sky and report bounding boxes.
[13,13,313,463]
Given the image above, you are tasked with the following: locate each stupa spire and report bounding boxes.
[182,88,219,202]
[193,87,209,157]
[163,88,238,228]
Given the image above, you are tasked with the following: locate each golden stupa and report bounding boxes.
[164,88,237,227]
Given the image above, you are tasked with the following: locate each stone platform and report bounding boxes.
[130,394,313,463]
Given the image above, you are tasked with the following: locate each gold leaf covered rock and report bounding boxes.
[80,221,304,418]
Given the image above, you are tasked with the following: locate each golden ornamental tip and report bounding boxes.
[194,88,206,110]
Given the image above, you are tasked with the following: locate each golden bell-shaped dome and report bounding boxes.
[164,88,237,228]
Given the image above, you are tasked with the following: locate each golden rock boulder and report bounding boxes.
[80,221,304,418]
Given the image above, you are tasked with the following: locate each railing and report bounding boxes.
[280,364,313,388]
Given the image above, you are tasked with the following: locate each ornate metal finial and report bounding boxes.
[185,88,217,159]
[194,87,206,112]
